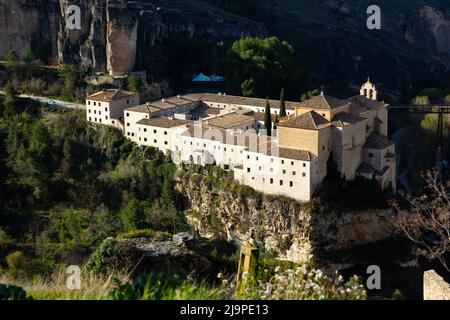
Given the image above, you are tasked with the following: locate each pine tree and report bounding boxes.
[23,44,35,64]
[279,88,286,117]
[264,98,272,136]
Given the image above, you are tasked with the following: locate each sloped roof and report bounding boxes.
[344,95,387,114]
[363,132,395,149]
[298,94,347,110]
[204,112,255,129]
[278,111,329,130]
[332,112,366,127]
[357,163,390,176]
[136,118,189,128]
[87,89,137,102]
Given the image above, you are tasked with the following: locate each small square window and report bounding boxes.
[303,163,306,167]
[154,140,157,143]
[291,161,294,165]
[302,173,306,177]
[292,171,296,176]
[126,113,130,117]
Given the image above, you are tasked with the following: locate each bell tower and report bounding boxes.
[360,78,378,101]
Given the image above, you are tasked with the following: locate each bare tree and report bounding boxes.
[393,171,450,272]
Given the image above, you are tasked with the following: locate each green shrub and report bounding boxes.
[83,237,117,276]
[109,273,221,300]
[6,251,25,269]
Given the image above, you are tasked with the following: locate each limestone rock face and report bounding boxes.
[1,1,450,97]
[423,270,450,300]
[176,172,396,264]
[420,6,450,57]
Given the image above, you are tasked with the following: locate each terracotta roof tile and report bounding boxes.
[278,111,329,130]
[363,133,394,149]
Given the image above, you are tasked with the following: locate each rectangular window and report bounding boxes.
[280,180,283,186]
[164,131,168,135]
[247,168,251,173]
[282,169,286,174]
[126,113,130,117]
[144,138,147,142]
[291,161,294,165]
[154,139,157,143]
[281,160,285,164]
[154,130,157,134]
[164,141,168,145]
[127,123,130,127]
[105,116,108,120]
[105,107,107,112]
[270,178,274,184]
[302,173,306,177]
[290,181,293,187]
[292,171,296,176]
[144,128,147,132]
[89,117,91,121]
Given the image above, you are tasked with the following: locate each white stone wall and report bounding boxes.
[135,124,189,155]
[235,150,314,201]
[86,94,139,126]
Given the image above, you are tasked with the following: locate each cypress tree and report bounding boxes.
[273,114,279,130]
[264,98,272,136]
[279,88,286,117]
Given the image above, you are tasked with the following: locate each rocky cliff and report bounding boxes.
[0,0,265,75]
[1,0,450,98]
[175,170,396,265]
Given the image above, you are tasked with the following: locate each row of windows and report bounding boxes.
[247,167,306,177]
[88,99,131,106]
[138,137,169,145]
[247,155,307,167]
[88,109,107,115]
[137,127,168,135]
[88,117,103,123]
[260,177,295,187]
[87,101,102,107]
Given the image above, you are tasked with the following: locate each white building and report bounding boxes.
[86,80,396,202]
[86,89,139,130]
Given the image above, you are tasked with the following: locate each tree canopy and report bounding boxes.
[223,37,308,99]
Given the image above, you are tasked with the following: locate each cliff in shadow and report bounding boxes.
[1,1,450,99]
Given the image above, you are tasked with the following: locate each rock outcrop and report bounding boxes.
[175,171,396,264]
[86,236,213,278]
[423,270,450,300]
